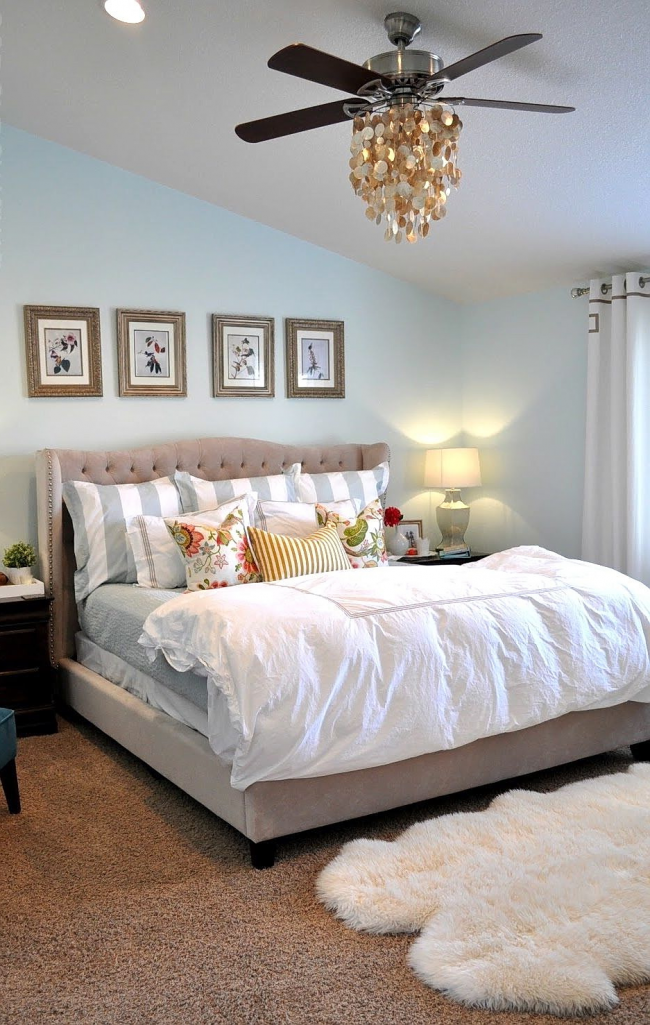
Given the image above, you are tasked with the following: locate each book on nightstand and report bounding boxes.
[435,545,471,559]
[397,546,477,565]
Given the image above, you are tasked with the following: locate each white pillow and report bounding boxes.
[296,461,389,506]
[256,500,318,538]
[174,463,300,512]
[126,493,258,589]
[255,499,361,538]
[318,498,361,522]
[62,476,183,601]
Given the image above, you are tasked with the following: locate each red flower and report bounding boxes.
[383,506,403,527]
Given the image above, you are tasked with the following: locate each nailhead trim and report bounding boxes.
[45,449,57,669]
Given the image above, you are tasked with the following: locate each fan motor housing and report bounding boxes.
[363,49,444,82]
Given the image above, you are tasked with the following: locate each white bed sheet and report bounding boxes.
[139,547,650,790]
[76,633,209,735]
[75,633,238,761]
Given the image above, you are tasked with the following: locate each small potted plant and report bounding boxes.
[3,541,37,585]
[383,506,409,557]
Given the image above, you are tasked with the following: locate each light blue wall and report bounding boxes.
[0,127,589,561]
[460,287,587,557]
[0,126,463,554]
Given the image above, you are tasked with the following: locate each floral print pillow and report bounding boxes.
[316,498,388,569]
[166,503,262,590]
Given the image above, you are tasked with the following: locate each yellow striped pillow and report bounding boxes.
[247,521,351,582]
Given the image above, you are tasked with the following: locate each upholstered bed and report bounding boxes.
[36,437,650,867]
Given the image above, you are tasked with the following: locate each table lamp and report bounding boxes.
[424,447,482,549]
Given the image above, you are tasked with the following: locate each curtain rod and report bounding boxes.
[571,276,650,298]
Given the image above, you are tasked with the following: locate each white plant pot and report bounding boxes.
[5,566,34,585]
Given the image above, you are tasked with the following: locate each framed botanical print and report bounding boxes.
[24,305,102,397]
[212,313,274,397]
[285,318,345,398]
[117,309,186,397]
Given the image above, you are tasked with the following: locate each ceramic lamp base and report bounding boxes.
[387,529,409,557]
[436,489,470,549]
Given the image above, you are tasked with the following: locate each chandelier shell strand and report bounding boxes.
[349,102,462,243]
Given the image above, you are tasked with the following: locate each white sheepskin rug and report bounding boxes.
[316,764,650,1015]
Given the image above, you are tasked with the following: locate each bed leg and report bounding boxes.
[631,739,650,761]
[0,758,21,814]
[249,839,276,869]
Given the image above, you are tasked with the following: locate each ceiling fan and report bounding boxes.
[235,12,575,242]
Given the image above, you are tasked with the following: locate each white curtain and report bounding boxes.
[582,272,650,584]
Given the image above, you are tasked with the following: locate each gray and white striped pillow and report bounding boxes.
[62,476,183,601]
[173,463,300,513]
[296,461,389,507]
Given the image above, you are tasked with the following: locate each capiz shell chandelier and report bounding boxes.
[235,11,576,247]
[350,101,461,243]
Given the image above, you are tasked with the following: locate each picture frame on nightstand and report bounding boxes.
[400,519,423,548]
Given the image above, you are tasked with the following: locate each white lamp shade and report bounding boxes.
[424,447,482,488]
[104,0,145,23]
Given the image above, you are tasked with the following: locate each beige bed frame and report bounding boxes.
[36,437,650,867]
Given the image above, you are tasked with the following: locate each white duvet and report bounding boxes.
[138,547,650,790]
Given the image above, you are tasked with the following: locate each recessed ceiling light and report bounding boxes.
[104,0,145,24]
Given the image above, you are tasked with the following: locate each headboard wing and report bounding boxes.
[35,437,390,665]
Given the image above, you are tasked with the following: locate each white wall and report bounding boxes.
[0,127,463,555]
[460,288,587,557]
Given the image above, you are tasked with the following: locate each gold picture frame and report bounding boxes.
[212,314,275,398]
[117,308,187,397]
[24,305,102,397]
[285,318,345,399]
[400,520,424,547]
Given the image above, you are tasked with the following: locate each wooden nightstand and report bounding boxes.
[0,595,57,736]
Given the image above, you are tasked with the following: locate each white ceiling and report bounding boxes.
[4,0,649,302]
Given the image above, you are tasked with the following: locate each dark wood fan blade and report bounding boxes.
[444,96,575,113]
[268,43,387,94]
[431,33,542,83]
[235,98,359,143]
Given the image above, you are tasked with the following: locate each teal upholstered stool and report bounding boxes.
[0,708,21,814]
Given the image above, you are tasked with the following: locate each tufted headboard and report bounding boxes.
[35,437,390,665]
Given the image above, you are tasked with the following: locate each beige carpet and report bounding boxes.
[2,715,650,1025]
